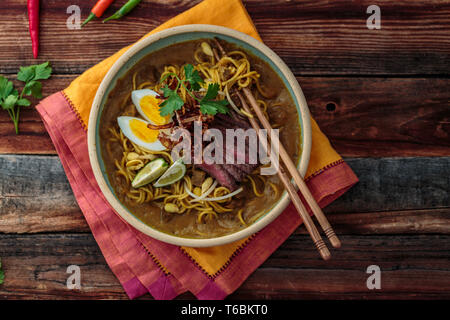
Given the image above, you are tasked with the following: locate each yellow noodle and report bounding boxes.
[209,201,233,213]
[246,175,264,197]
[194,48,208,64]
[237,209,246,226]
[137,81,153,90]
[257,99,267,113]
[268,182,279,198]
[194,228,210,237]
[227,51,248,59]
[240,108,254,118]
[197,210,218,224]
[247,210,266,225]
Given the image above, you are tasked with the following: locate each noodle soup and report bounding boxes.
[99,39,301,238]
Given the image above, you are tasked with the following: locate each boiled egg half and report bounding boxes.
[131,89,172,125]
[117,116,166,151]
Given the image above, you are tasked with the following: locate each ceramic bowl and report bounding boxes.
[88,24,311,247]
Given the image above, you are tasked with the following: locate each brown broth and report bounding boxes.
[99,39,301,238]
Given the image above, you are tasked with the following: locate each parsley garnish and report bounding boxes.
[199,83,229,115]
[159,84,185,116]
[183,64,203,91]
[0,61,52,134]
[0,258,4,285]
[158,64,228,117]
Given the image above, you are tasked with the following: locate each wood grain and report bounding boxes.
[310,208,450,235]
[243,234,450,299]
[0,0,449,75]
[306,78,450,157]
[0,76,448,157]
[0,0,449,300]
[327,157,450,213]
[1,155,448,234]
[0,233,448,299]
[0,234,131,299]
[0,154,84,234]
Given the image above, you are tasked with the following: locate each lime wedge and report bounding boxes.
[132,158,168,188]
[153,159,186,188]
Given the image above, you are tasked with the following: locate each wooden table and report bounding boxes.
[0,0,449,299]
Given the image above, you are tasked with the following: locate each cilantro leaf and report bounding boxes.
[159,85,184,116]
[17,61,52,82]
[202,83,220,101]
[33,61,53,80]
[18,62,52,100]
[17,66,35,82]
[0,76,15,100]
[0,258,4,284]
[156,65,226,117]
[161,84,173,97]
[17,98,31,107]
[22,80,43,99]
[199,83,229,115]
[184,64,203,91]
[1,95,18,110]
[0,62,52,134]
[200,99,229,115]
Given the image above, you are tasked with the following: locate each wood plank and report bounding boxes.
[0,0,449,75]
[0,233,448,299]
[0,76,448,157]
[0,154,85,233]
[306,208,450,235]
[328,157,450,213]
[1,155,449,234]
[326,157,450,213]
[244,234,450,299]
[305,77,450,157]
[0,233,131,299]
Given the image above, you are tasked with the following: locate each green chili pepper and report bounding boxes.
[103,0,142,23]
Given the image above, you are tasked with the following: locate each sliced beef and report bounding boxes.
[229,109,252,128]
[222,130,259,168]
[214,112,251,130]
[222,164,247,181]
[213,120,260,174]
[196,113,260,190]
[196,163,238,191]
[236,162,258,175]
[212,124,257,165]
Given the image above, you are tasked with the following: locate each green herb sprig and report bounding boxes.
[0,258,4,285]
[0,62,52,134]
[159,64,228,117]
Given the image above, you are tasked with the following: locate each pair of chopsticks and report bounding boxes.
[211,38,339,260]
[236,89,340,260]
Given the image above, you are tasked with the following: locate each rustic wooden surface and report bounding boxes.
[0,0,449,300]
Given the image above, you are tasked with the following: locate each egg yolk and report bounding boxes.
[129,119,159,143]
[139,95,171,125]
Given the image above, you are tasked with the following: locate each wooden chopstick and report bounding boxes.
[242,88,341,249]
[210,37,336,257]
[235,91,331,260]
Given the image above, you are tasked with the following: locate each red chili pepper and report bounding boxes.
[27,0,40,59]
[82,0,115,27]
